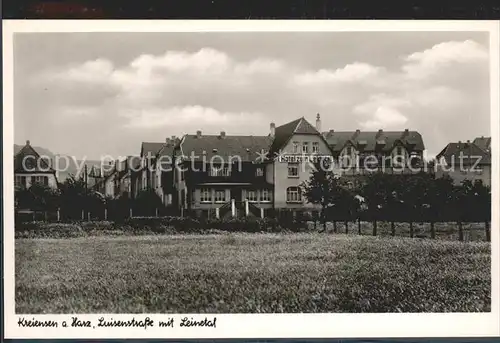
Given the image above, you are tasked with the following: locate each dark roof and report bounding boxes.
[436,142,491,165]
[472,136,491,153]
[140,142,165,158]
[14,141,55,173]
[322,130,425,153]
[156,143,176,169]
[269,117,321,156]
[179,134,273,162]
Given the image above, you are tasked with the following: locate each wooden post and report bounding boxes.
[458,221,464,241]
[373,220,377,236]
[333,221,337,233]
[32,212,35,222]
[391,222,395,236]
[215,207,220,219]
[358,218,361,235]
[245,199,249,216]
[87,212,91,221]
[155,208,159,217]
[345,220,348,234]
[430,221,435,239]
[44,211,48,222]
[129,208,133,218]
[231,199,236,217]
[485,221,490,242]
[81,209,84,220]
[260,207,264,219]
[57,208,60,222]
[409,221,414,238]
[104,208,108,220]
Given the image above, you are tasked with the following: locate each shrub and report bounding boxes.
[15,222,85,239]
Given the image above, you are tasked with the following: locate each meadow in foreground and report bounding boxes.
[15,233,491,313]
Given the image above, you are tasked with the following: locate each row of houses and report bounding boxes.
[14,115,492,218]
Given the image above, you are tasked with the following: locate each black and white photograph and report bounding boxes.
[3,20,499,338]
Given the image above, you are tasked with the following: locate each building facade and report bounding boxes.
[435,138,492,187]
[14,140,58,190]
[172,115,425,218]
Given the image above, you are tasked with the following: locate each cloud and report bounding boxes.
[122,105,264,129]
[402,40,488,79]
[359,106,408,130]
[294,62,381,85]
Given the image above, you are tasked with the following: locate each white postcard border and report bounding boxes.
[3,20,500,339]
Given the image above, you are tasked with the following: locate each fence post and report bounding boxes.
[81,210,84,220]
[372,220,377,236]
[245,199,249,216]
[155,208,159,217]
[485,221,490,242]
[358,218,361,235]
[333,221,337,233]
[44,211,48,222]
[430,221,435,239]
[57,208,60,222]
[104,208,108,220]
[231,199,236,217]
[260,207,264,219]
[87,212,91,221]
[345,220,348,234]
[409,221,414,238]
[458,221,464,241]
[130,208,133,218]
[215,207,220,219]
[391,221,395,236]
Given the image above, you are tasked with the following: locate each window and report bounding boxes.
[214,190,226,203]
[200,188,212,203]
[247,190,257,202]
[302,142,309,153]
[292,141,299,153]
[33,176,48,186]
[346,146,352,155]
[288,163,299,178]
[15,175,26,188]
[261,189,271,202]
[209,166,231,177]
[312,142,319,153]
[287,187,302,203]
[255,167,264,177]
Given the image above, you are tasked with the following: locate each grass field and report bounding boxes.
[15,233,491,313]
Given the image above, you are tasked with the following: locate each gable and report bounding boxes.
[14,144,54,173]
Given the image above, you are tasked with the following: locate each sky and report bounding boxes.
[14,31,491,160]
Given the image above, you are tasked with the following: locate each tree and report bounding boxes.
[360,172,393,235]
[133,189,163,216]
[15,183,59,212]
[302,160,342,232]
[59,176,105,220]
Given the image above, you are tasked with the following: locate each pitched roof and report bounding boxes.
[269,117,320,156]
[436,142,491,165]
[14,141,55,173]
[472,136,491,153]
[140,142,165,158]
[322,130,425,153]
[179,134,273,162]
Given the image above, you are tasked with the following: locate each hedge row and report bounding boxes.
[15,216,310,239]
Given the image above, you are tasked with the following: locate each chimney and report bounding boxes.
[220,131,226,138]
[329,129,334,135]
[26,140,30,146]
[377,129,383,138]
[315,113,322,132]
[165,137,171,145]
[270,123,276,137]
[196,130,202,138]
[171,135,176,142]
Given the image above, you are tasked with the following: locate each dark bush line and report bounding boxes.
[14,216,310,239]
